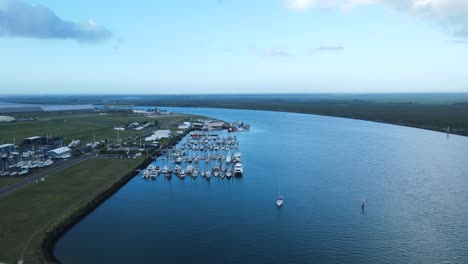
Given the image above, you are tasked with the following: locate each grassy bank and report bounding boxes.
[0,158,142,263]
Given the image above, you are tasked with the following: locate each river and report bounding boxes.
[55,107,468,264]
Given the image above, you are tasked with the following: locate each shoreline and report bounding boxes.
[158,105,461,138]
[40,131,191,263]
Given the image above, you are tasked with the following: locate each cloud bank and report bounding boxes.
[284,0,468,37]
[0,0,112,42]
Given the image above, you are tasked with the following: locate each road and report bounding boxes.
[0,153,127,199]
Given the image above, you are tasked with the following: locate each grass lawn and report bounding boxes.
[0,177,27,189]
[0,111,197,144]
[0,158,142,264]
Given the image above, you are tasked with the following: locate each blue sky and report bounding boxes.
[0,0,467,94]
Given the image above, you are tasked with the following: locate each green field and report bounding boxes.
[0,111,196,144]
[0,158,142,264]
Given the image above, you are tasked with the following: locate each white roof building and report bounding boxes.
[48,147,71,159]
[0,116,15,122]
[145,130,171,142]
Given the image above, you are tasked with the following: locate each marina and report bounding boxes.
[141,131,244,181]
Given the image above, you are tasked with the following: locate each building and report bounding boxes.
[0,116,15,122]
[22,136,43,148]
[145,130,171,142]
[48,147,71,159]
[22,136,64,148]
[0,143,15,155]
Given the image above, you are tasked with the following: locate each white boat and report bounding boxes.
[10,171,18,176]
[192,168,198,178]
[142,170,150,179]
[226,153,232,163]
[277,182,284,207]
[234,162,243,175]
[162,166,168,174]
[175,157,182,164]
[174,165,181,174]
[179,169,186,178]
[1,171,10,176]
[44,159,54,166]
[226,170,232,178]
[18,168,29,176]
[276,196,284,207]
[186,165,194,174]
[233,152,242,163]
[205,171,211,178]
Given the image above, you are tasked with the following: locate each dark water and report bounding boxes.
[55,108,468,264]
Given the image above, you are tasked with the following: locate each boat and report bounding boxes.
[155,166,161,174]
[186,165,194,175]
[233,152,242,163]
[234,162,243,175]
[162,166,169,174]
[205,171,211,178]
[277,180,284,207]
[44,159,54,166]
[226,170,232,178]
[276,196,284,207]
[142,170,150,179]
[175,157,182,164]
[179,169,186,178]
[226,153,232,163]
[10,171,18,176]
[174,165,181,174]
[1,171,10,176]
[192,168,198,178]
[18,168,29,176]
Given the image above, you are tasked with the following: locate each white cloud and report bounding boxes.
[249,46,293,57]
[284,0,468,37]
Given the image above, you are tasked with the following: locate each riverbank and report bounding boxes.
[0,130,190,264]
[0,108,201,263]
[41,130,190,264]
[4,94,468,137]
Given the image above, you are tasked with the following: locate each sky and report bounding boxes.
[0,0,468,95]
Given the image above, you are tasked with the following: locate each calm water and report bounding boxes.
[55,108,468,264]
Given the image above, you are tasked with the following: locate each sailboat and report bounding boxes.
[276,182,284,207]
[276,195,284,207]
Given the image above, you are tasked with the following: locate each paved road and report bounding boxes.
[0,155,94,199]
[0,153,142,199]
